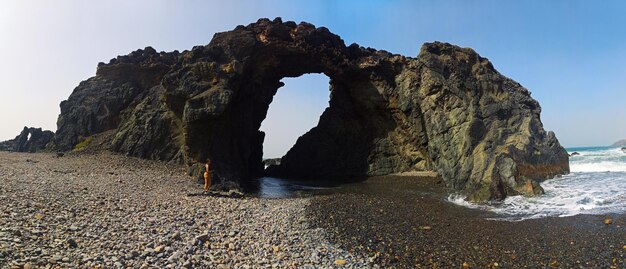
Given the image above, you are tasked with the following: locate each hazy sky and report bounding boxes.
[1,1,625,156]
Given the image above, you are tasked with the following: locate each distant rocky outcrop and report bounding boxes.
[0,127,54,152]
[48,18,569,201]
[612,139,626,147]
[263,158,281,167]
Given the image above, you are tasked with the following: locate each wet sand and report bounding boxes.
[307,176,626,268]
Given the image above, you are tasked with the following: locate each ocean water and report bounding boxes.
[256,177,337,198]
[449,146,626,220]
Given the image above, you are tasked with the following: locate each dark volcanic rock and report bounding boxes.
[0,127,54,152]
[50,47,181,160]
[49,17,569,201]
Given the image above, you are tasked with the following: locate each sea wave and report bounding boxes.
[448,172,626,220]
[569,147,626,172]
[570,161,626,172]
[448,146,626,220]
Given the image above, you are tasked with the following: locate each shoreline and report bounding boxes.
[2,151,625,268]
[306,176,626,268]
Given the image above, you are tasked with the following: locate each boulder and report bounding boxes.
[48,18,569,201]
[0,127,54,153]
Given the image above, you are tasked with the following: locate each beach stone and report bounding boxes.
[154,245,165,253]
[67,238,78,248]
[167,251,182,263]
[604,218,613,225]
[194,234,209,243]
[334,259,347,266]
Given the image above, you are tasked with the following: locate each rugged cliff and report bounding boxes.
[49,18,569,201]
[0,127,54,153]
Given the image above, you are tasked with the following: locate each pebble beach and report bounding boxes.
[2,151,626,268]
[0,152,367,268]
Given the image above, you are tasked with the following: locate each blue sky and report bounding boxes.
[1,1,625,155]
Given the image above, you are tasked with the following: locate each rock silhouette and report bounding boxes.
[0,127,54,153]
[48,18,569,201]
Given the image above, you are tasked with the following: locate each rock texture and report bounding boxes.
[0,127,54,153]
[49,18,569,201]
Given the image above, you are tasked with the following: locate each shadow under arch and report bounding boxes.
[176,18,425,192]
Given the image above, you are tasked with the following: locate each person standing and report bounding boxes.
[203,159,212,193]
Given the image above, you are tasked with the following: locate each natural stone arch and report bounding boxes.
[161,18,423,189]
[50,18,569,201]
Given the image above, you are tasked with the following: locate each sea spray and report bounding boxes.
[448,146,626,220]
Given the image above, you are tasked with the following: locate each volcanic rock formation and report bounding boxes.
[49,18,569,201]
[0,127,54,153]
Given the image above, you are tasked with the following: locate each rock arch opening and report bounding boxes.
[47,18,569,201]
[260,73,331,161]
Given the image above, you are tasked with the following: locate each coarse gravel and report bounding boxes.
[0,151,370,269]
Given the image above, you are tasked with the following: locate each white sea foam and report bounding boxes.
[570,161,626,172]
[448,147,626,220]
